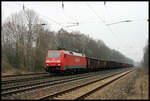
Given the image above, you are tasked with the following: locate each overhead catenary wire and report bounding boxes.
[105,19,148,52]
[86,2,121,51]
[105,23,143,60]
[91,2,139,61]
[61,2,79,28]
[21,4,75,49]
[35,11,74,32]
[103,2,122,49]
[86,2,122,60]
[4,3,146,55]
[103,2,133,50]
[4,3,73,31]
[103,2,143,58]
[86,3,105,24]
[103,2,148,56]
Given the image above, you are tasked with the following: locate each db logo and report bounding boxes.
[75,58,80,62]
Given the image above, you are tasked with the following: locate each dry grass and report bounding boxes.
[127,67,149,99]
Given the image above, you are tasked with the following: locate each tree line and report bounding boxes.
[2,9,133,72]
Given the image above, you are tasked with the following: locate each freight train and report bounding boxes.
[45,50,133,73]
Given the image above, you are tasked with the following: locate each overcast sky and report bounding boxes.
[2,1,149,62]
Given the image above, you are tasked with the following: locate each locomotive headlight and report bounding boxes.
[57,60,60,63]
[46,60,50,63]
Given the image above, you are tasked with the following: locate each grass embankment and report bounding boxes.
[127,67,149,99]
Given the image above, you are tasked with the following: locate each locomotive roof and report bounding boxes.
[48,50,85,56]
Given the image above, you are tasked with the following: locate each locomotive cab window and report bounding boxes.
[69,51,73,55]
[64,54,66,58]
[47,52,61,58]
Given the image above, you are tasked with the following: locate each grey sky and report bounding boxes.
[2,1,149,62]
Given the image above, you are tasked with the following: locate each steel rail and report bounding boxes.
[39,69,134,100]
[2,68,126,97]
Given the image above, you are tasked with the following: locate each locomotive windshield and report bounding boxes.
[47,52,61,58]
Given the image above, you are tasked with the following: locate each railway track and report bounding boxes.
[39,69,134,100]
[2,72,49,81]
[1,68,133,99]
[2,73,51,85]
[1,70,109,97]
[1,73,54,91]
[2,72,47,77]
[2,74,53,91]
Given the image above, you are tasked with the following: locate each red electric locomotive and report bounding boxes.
[45,50,87,73]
